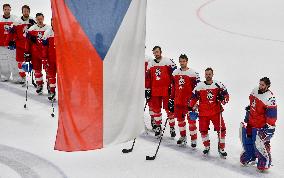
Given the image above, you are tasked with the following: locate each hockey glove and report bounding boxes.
[258,124,275,143]
[189,111,198,121]
[7,41,16,50]
[22,62,33,73]
[145,88,151,101]
[24,52,32,62]
[217,94,227,105]
[168,99,174,113]
[244,105,250,123]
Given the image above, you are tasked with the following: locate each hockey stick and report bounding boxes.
[122,101,148,154]
[146,117,169,160]
[31,71,37,88]
[51,98,55,117]
[122,138,136,154]
[24,78,29,109]
[215,82,227,158]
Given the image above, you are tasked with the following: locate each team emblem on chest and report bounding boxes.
[155,68,161,80]
[4,24,10,34]
[178,76,185,89]
[23,25,28,37]
[207,90,214,103]
[251,99,256,109]
[37,32,43,41]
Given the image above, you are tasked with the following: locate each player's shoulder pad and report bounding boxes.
[193,81,204,91]
[266,91,277,106]
[251,87,258,95]
[189,68,199,76]
[172,68,180,76]
[28,24,37,31]
[43,28,54,39]
[29,18,36,26]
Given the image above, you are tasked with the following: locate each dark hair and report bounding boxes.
[36,13,44,17]
[179,54,188,61]
[3,4,11,9]
[22,5,30,13]
[205,67,214,73]
[152,46,161,52]
[260,77,271,87]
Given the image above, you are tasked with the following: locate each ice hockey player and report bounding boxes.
[0,4,18,82]
[145,46,177,137]
[42,19,56,100]
[168,54,200,147]
[145,54,155,130]
[189,67,229,157]
[24,13,50,94]
[6,5,36,85]
[240,77,277,172]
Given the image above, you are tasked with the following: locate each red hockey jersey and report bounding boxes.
[0,15,17,46]
[145,55,152,75]
[145,55,152,88]
[189,80,229,116]
[248,87,277,128]
[6,16,36,49]
[42,28,56,63]
[25,24,50,58]
[145,57,177,96]
[171,68,200,106]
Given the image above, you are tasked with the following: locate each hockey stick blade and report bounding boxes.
[32,81,37,88]
[122,138,136,154]
[146,155,156,160]
[122,148,133,153]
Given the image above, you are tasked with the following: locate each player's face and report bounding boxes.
[179,58,188,69]
[36,15,44,25]
[22,8,30,18]
[205,70,213,81]
[3,6,11,16]
[259,81,268,92]
[153,48,161,59]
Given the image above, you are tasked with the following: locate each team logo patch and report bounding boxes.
[23,25,29,37]
[4,24,10,34]
[178,76,185,89]
[155,68,161,80]
[37,32,43,41]
[207,90,214,103]
[251,99,256,109]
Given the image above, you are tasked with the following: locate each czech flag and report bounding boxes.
[51,0,146,151]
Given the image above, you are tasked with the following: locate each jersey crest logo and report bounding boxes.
[155,68,161,80]
[251,99,256,109]
[37,32,43,41]
[23,25,28,37]
[4,24,10,34]
[207,90,214,103]
[178,76,185,89]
